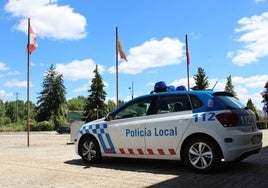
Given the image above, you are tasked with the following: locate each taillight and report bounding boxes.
[216,112,238,127]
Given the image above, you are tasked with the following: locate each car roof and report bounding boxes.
[115,90,213,108]
[137,90,215,99]
[112,90,234,114]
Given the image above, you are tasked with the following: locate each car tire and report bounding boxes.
[183,136,221,173]
[79,136,102,164]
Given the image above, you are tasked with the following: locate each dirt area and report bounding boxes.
[0,131,268,187]
[0,132,178,187]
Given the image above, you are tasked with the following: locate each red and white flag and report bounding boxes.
[28,26,38,54]
[186,37,190,65]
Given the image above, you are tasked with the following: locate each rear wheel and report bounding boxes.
[79,136,102,164]
[183,137,221,173]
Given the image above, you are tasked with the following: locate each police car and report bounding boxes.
[74,82,262,173]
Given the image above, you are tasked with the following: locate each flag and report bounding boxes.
[28,26,38,54]
[117,38,128,62]
[185,36,190,65]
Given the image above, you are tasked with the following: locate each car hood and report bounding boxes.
[82,117,106,127]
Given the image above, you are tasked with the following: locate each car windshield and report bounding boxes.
[215,95,246,109]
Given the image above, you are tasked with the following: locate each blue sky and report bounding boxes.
[0,0,268,111]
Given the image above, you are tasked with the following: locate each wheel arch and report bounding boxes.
[78,133,99,156]
[180,133,223,162]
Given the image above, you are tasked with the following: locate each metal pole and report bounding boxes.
[116,27,119,107]
[27,18,31,147]
[185,34,190,90]
[131,81,134,99]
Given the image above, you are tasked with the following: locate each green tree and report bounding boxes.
[106,100,116,113]
[262,81,268,110]
[15,100,25,122]
[83,65,107,122]
[0,100,10,125]
[35,65,67,129]
[0,99,35,126]
[67,96,87,111]
[106,99,125,113]
[191,67,209,90]
[247,98,259,120]
[0,99,5,117]
[5,101,16,122]
[224,75,237,98]
[23,101,36,121]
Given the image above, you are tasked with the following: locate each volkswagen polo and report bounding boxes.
[74,88,262,173]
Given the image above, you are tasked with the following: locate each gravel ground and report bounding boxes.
[0,131,268,188]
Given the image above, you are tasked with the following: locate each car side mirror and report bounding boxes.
[105,112,114,121]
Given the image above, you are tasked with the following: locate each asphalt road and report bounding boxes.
[0,130,268,188]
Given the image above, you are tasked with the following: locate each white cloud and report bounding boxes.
[4,0,87,40]
[108,37,184,74]
[72,80,109,95]
[6,71,20,76]
[255,0,266,3]
[55,59,105,81]
[169,74,268,110]
[0,90,14,100]
[4,79,30,88]
[228,12,268,66]
[212,75,268,110]
[72,83,89,93]
[0,62,10,71]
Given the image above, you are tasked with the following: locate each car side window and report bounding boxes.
[189,95,203,109]
[156,95,191,114]
[114,97,153,119]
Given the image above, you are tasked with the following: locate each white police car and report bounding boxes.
[74,83,262,173]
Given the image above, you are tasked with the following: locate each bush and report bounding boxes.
[50,115,68,130]
[0,121,25,132]
[0,117,11,125]
[31,121,54,131]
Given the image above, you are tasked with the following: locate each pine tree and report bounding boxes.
[35,65,67,129]
[83,65,107,122]
[192,67,209,90]
[67,96,87,111]
[263,81,268,110]
[224,75,237,98]
[247,98,259,120]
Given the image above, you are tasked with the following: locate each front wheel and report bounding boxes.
[79,136,102,164]
[183,137,221,173]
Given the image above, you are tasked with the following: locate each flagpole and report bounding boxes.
[27,18,31,147]
[185,34,190,90]
[115,27,119,107]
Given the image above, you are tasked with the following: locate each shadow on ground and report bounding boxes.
[65,146,268,187]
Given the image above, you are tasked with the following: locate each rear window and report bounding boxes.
[214,95,246,109]
[155,94,192,114]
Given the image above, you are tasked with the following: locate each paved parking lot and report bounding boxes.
[0,130,268,188]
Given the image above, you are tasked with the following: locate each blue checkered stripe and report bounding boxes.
[79,123,116,154]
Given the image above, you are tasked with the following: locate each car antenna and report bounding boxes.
[211,81,218,91]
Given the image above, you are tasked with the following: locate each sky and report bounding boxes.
[0,0,268,111]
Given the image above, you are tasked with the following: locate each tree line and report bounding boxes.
[0,66,265,131]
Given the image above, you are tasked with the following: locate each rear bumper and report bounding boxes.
[233,148,261,161]
[221,130,262,161]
